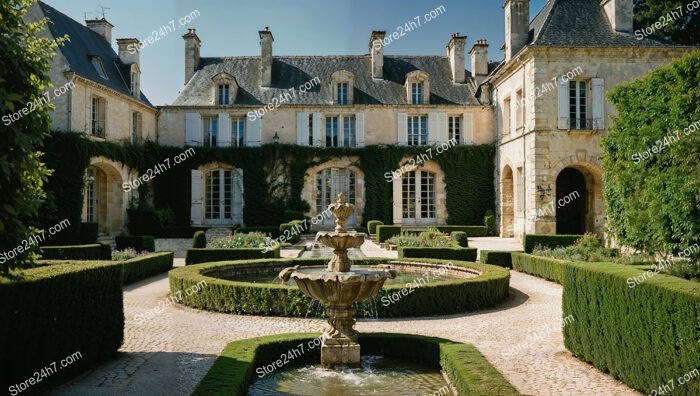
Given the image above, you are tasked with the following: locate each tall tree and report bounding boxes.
[634,0,700,45]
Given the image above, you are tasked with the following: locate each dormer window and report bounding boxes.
[90,56,108,80]
[331,70,354,105]
[337,83,348,105]
[411,83,423,104]
[212,73,237,105]
[218,84,230,105]
[405,70,430,105]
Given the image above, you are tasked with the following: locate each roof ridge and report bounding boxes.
[531,0,559,45]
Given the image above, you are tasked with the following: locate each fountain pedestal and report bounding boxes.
[321,305,360,366]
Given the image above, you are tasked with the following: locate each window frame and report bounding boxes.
[411,82,424,105]
[217,84,230,105]
[407,115,428,146]
[325,116,339,147]
[448,116,461,144]
[336,82,348,105]
[569,80,589,130]
[90,56,108,80]
[231,116,246,147]
[90,96,106,137]
[203,116,219,147]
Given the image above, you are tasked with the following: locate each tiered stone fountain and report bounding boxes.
[279,193,396,367]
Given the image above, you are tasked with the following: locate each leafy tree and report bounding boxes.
[634,0,700,45]
[0,0,64,273]
[602,51,700,262]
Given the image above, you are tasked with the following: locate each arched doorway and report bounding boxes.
[556,167,587,234]
[84,162,125,235]
[316,168,357,226]
[501,165,514,237]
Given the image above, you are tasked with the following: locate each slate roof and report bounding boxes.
[38,2,154,107]
[172,55,480,107]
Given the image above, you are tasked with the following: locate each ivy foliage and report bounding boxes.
[602,51,700,260]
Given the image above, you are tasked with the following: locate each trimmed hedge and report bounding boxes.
[480,250,519,269]
[239,226,281,238]
[279,223,301,244]
[451,231,469,247]
[119,252,174,284]
[563,262,700,396]
[522,234,582,253]
[398,247,478,262]
[99,241,112,260]
[436,226,488,237]
[0,262,124,390]
[193,333,519,396]
[79,222,98,244]
[377,225,401,243]
[170,258,509,317]
[185,246,281,265]
[153,226,208,239]
[511,253,568,283]
[115,235,156,252]
[367,220,384,235]
[193,231,207,248]
[40,244,102,260]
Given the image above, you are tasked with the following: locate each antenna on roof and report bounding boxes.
[98,5,110,19]
[83,11,93,20]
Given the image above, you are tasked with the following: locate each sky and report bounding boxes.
[44,0,549,105]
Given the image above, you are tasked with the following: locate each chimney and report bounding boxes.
[446,33,467,84]
[259,27,274,87]
[369,31,385,80]
[470,39,489,86]
[85,18,113,43]
[504,0,530,62]
[117,38,140,68]
[182,28,201,85]
[601,0,633,34]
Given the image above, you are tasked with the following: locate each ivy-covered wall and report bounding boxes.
[40,133,494,243]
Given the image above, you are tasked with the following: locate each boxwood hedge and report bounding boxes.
[169,258,509,318]
[120,252,174,284]
[376,225,401,243]
[185,246,281,265]
[563,262,700,396]
[39,244,102,260]
[436,225,488,237]
[398,247,478,262]
[522,234,582,253]
[450,231,469,247]
[0,262,124,390]
[367,220,384,235]
[480,251,519,269]
[193,333,519,396]
[115,235,156,252]
[511,252,569,284]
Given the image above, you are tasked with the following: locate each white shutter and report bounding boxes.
[428,112,439,144]
[438,112,448,143]
[591,78,605,130]
[462,112,473,144]
[232,168,244,225]
[557,77,569,130]
[355,112,365,147]
[190,169,203,225]
[312,112,322,147]
[185,113,201,146]
[218,113,231,147]
[397,112,408,145]
[338,115,345,147]
[296,112,309,145]
[246,117,261,146]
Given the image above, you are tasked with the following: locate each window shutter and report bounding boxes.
[232,168,244,225]
[246,117,261,146]
[397,112,408,145]
[463,113,473,144]
[185,113,202,146]
[557,78,569,130]
[312,113,322,147]
[428,112,439,144]
[591,78,605,130]
[296,112,309,145]
[218,113,231,147]
[438,113,448,143]
[355,112,365,147]
[190,169,203,225]
[337,116,345,147]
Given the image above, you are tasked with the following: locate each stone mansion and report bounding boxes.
[31,0,695,238]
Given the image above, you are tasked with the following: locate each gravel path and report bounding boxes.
[50,258,638,396]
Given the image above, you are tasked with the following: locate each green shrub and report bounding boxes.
[193,231,207,248]
[111,248,144,261]
[367,220,384,235]
[511,253,568,283]
[193,333,518,396]
[185,246,280,265]
[154,226,208,238]
[279,223,301,244]
[119,252,173,285]
[39,244,102,260]
[209,232,268,249]
[115,235,155,252]
[484,210,495,235]
[435,226,489,237]
[523,234,582,253]
[531,234,620,262]
[239,226,281,238]
[0,262,124,390]
[79,222,99,244]
[563,262,700,395]
[480,251,517,268]
[451,231,469,247]
[98,241,112,260]
[387,230,454,248]
[377,225,401,243]
[398,247,478,262]
[170,258,509,317]
[282,210,306,223]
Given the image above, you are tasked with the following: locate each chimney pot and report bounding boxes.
[369,30,386,80]
[504,0,530,62]
[183,28,201,85]
[470,39,489,86]
[447,34,467,83]
[85,18,113,43]
[259,28,274,87]
[601,0,633,33]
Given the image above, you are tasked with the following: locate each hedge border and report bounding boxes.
[115,235,156,252]
[169,258,509,318]
[185,246,281,265]
[522,234,582,253]
[120,252,174,284]
[39,244,102,260]
[511,252,569,283]
[193,333,519,396]
[480,251,520,269]
[398,247,478,262]
[376,225,401,243]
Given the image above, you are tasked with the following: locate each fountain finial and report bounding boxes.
[337,192,346,203]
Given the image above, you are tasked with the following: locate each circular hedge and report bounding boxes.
[169,258,510,318]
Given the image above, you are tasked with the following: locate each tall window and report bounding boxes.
[232,117,245,147]
[91,97,106,137]
[448,116,461,143]
[343,116,356,147]
[407,115,428,146]
[218,85,230,105]
[336,83,348,105]
[308,114,314,146]
[411,83,424,104]
[203,117,218,147]
[86,169,96,222]
[569,81,587,129]
[131,112,142,144]
[515,89,524,132]
[502,97,511,137]
[325,116,339,147]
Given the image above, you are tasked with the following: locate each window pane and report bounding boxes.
[343,117,356,147]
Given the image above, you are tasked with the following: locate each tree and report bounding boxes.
[0,0,64,273]
[634,0,700,45]
[603,51,700,262]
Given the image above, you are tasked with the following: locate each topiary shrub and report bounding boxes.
[451,231,469,247]
[367,220,384,235]
[79,222,99,244]
[377,225,401,243]
[193,231,207,248]
[523,234,582,253]
[282,210,306,223]
[480,251,517,268]
[115,235,156,252]
[39,244,102,260]
[98,241,112,260]
[279,222,301,244]
[185,246,280,265]
[484,210,495,236]
[398,247,478,262]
